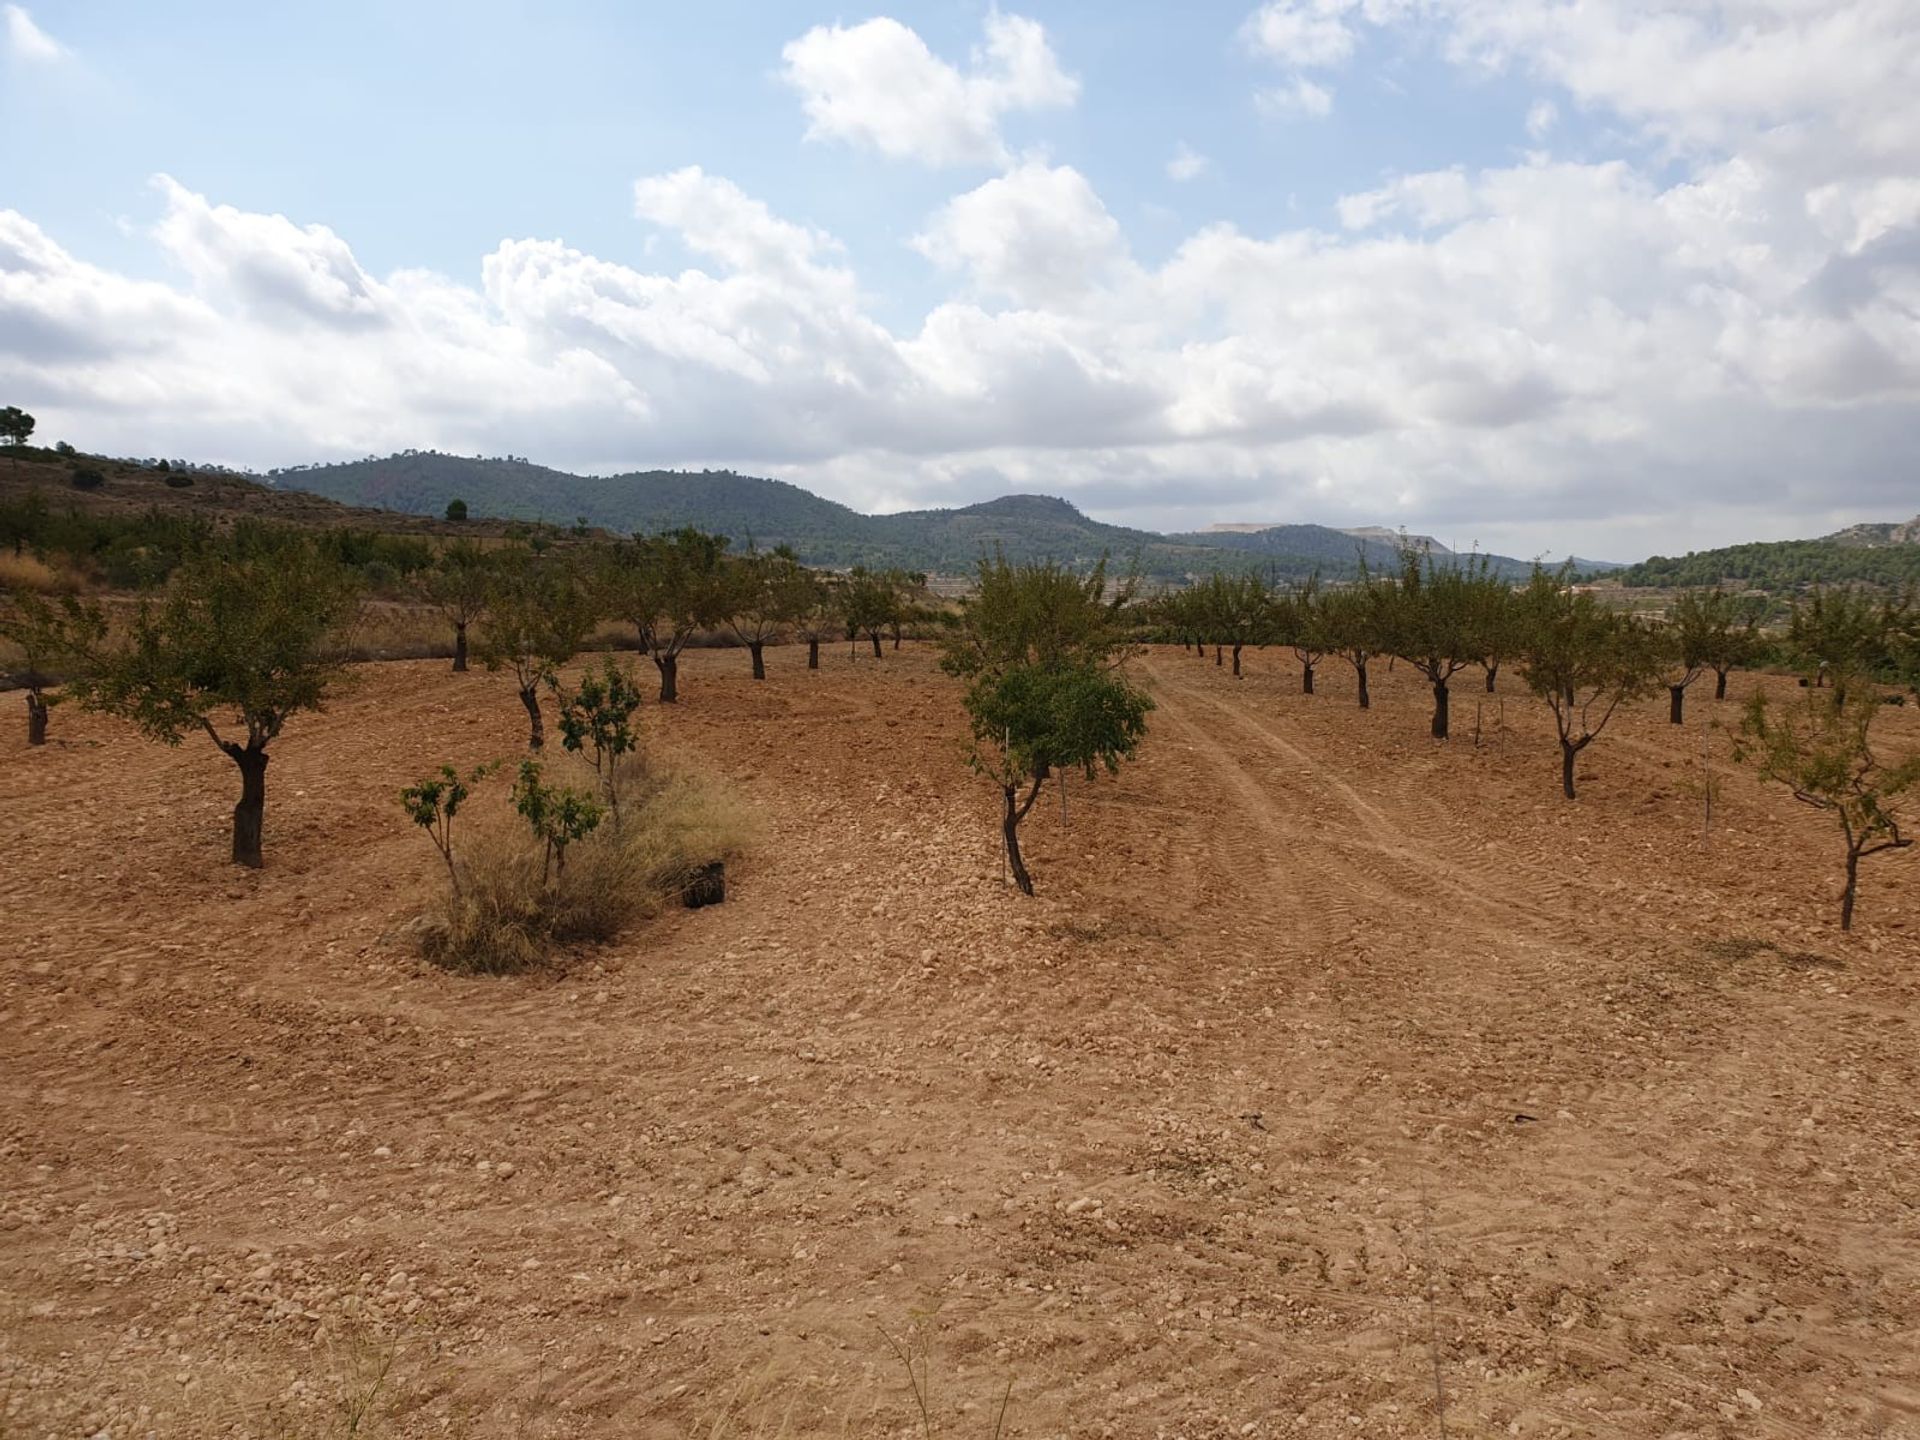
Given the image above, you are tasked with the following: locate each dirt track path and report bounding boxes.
[4,645,1919,1438]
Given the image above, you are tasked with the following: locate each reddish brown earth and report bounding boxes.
[3,644,1918,1439]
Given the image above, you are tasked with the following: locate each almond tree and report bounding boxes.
[1278,578,1328,694]
[1515,566,1670,799]
[0,589,105,744]
[792,571,840,670]
[78,543,361,867]
[724,546,814,680]
[1788,587,1903,706]
[422,540,492,672]
[476,547,598,749]
[1665,588,1762,721]
[605,529,728,701]
[1321,581,1381,709]
[940,554,1151,896]
[842,567,897,659]
[1738,679,1918,930]
[1378,544,1498,740]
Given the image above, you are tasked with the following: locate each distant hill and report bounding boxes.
[274,451,1581,580]
[1824,515,1920,547]
[1614,532,1920,590]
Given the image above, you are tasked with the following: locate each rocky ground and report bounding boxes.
[3,644,1917,1438]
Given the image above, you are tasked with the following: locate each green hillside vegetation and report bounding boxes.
[275,451,1561,580]
[1614,540,1920,591]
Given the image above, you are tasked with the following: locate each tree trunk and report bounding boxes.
[1231,644,1242,677]
[655,653,678,704]
[1002,785,1034,897]
[1561,739,1578,800]
[749,640,766,680]
[808,637,819,670]
[1431,680,1450,740]
[1715,668,1729,701]
[1485,663,1498,693]
[870,633,883,659]
[519,684,545,748]
[1842,848,1860,930]
[452,621,469,673]
[1669,684,1685,725]
[1301,662,1315,695]
[1356,661,1370,710]
[26,691,49,745]
[230,746,269,868]
[892,626,902,651]
[1214,645,1223,667]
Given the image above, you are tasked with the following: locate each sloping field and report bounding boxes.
[3,646,1918,1438]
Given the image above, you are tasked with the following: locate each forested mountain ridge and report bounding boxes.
[273,451,1574,579]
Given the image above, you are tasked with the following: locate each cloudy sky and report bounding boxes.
[2,1,1916,560]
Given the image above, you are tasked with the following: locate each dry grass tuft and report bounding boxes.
[418,752,756,974]
[0,551,74,593]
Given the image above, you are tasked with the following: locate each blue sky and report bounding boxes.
[3,1,1917,559]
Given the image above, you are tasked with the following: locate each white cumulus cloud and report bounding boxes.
[1167,144,1210,183]
[779,11,1077,168]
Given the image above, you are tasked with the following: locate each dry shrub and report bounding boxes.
[418,752,755,975]
[0,551,71,593]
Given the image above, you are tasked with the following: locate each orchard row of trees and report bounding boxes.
[1152,549,1918,928]
[1,526,931,868]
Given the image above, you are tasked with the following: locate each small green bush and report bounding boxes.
[414,752,753,974]
[70,465,105,490]
[164,471,194,488]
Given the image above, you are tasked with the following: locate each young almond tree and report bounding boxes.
[1515,567,1670,800]
[400,761,496,901]
[1738,680,1918,930]
[1378,544,1498,740]
[551,657,642,824]
[0,589,105,744]
[78,543,361,867]
[422,540,493,673]
[940,554,1152,896]
[476,547,599,750]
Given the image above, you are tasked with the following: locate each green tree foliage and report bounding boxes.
[421,540,493,672]
[1737,683,1918,929]
[723,546,814,679]
[444,497,469,522]
[1377,545,1503,739]
[551,657,643,824]
[1320,580,1383,709]
[511,758,605,884]
[1616,541,1920,591]
[76,543,361,866]
[603,528,728,702]
[1515,568,1671,799]
[1195,570,1270,677]
[1788,587,1907,704]
[400,761,496,901]
[475,547,599,750]
[841,566,909,659]
[0,589,106,745]
[1276,578,1328,694]
[1664,587,1763,718]
[790,569,840,671]
[0,406,33,446]
[940,555,1152,895]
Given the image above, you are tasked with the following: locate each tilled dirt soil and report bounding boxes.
[3,644,1917,1439]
